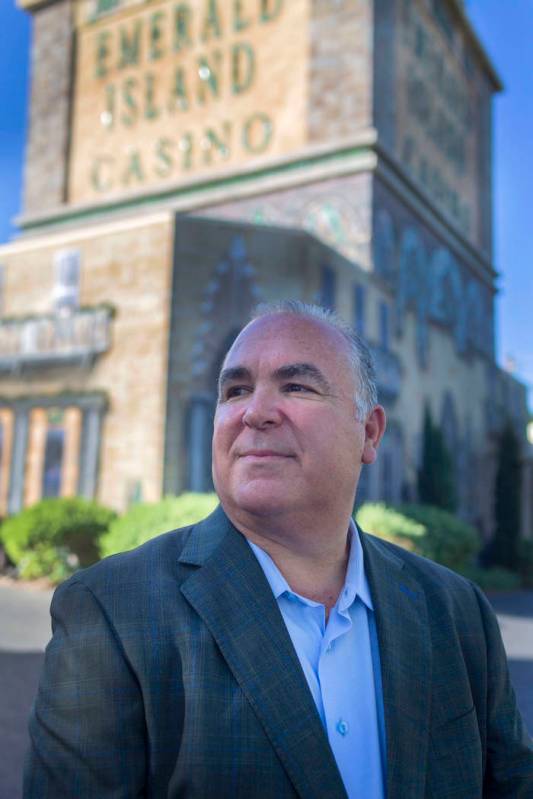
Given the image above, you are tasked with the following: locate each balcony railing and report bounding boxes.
[368,343,402,402]
[0,306,113,373]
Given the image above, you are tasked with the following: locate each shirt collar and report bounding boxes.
[247,518,373,612]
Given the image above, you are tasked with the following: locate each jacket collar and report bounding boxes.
[180,507,431,799]
[361,531,432,799]
[179,506,348,799]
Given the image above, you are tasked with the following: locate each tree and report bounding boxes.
[417,405,457,512]
[490,421,522,570]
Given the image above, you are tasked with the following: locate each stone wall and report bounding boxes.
[23,0,73,215]
[0,214,174,511]
[308,0,373,143]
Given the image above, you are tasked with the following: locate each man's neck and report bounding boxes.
[225,505,352,612]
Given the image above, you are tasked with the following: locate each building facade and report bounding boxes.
[0,0,529,539]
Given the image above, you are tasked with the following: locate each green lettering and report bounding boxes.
[174,3,193,51]
[118,20,141,69]
[202,123,232,164]
[144,73,160,120]
[169,67,189,111]
[201,0,222,42]
[260,0,283,23]
[95,31,111,78]
[197,51,222,104]
[149,12,165,60]
[121,77,138,127]
[122,151,145,185]
[232,42,255,95]
[91,156,114,192]
[155,138,174,177]
[233,0,251,31]
[243,112,273,154]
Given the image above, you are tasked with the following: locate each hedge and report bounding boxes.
[355,502,479,571]
[99,493,219,558]
[0,497,116,583]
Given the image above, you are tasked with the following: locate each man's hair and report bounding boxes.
[250,300,378,419]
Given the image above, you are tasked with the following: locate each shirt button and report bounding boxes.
[336,719,349,737]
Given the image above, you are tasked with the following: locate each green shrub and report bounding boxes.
[99,493,219,558]
[0,497,116,582]
[356,502,479,571]
[458,565,521,592]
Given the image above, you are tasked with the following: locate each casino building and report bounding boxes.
[0,0,530,540]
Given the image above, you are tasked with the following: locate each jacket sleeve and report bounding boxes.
[23,577,147,798]
[471,583,533,797]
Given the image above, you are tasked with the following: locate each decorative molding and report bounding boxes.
[368,343,402,402]
[374,140,497,287]
[0,392,108,412]
[17,0,57,10]
[15,136,377,235]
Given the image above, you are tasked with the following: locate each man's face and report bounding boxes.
[212,313,383,523]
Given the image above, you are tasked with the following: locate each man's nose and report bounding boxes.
[242,388,282,429]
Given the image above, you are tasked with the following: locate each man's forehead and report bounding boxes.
[220,314,354,391]
[226,313,346,361]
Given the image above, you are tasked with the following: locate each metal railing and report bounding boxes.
[0,306,112,373]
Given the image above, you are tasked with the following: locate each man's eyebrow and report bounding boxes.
[218,363,332,394]
[274,363,332,393]
[218,366,252,392]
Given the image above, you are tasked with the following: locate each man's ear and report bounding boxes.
[361,405,387,465]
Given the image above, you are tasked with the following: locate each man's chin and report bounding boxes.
[228,484,292,520]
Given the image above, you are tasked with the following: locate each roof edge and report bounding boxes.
[448,0,503,91]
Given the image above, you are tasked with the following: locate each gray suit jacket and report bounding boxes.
[24,506,532,798]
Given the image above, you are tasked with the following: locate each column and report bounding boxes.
[8,407,29,515]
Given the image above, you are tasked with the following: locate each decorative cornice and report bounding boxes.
[447,0,503,91]
[0,391,109,411]
[373,139,497,289]
[17,0,59,12]
[14,133,378,236]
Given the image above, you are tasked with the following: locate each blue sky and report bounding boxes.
[0,0,531,405]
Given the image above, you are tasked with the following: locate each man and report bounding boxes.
[25,301,532,798]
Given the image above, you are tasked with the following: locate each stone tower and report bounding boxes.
[0,0,528,538]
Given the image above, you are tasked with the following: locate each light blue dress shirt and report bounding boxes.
[248,521,386,799]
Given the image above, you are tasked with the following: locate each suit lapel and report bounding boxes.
[361,532,432,799]
[179,508,347,799]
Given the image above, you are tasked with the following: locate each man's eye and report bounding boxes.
[284,383,315,393]
[224,385,250,400]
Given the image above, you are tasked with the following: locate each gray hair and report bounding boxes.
[250,300,378,419]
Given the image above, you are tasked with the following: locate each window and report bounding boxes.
[53,249,80,312]
[42,411,65,498]
[379,301,390,350]
[354,285,366,337]
[319,265,336,310]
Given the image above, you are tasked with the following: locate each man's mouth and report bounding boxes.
[239,450,292,458]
